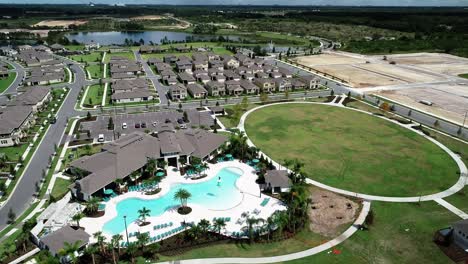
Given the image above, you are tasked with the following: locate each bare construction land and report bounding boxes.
[33,19,88,28]
[376,83,468,124]
[381,53,468,77]
[293,53,367,66]
[293,52,468,124]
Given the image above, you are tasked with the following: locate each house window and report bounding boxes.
[1,140,7,144]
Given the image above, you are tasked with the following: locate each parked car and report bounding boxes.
[122,123,128,129]
[141,122,147,128]
[135,123,141,129]
[98,134,105,142]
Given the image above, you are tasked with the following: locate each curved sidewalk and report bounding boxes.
[158,200,371,264]
[238,101,468,203]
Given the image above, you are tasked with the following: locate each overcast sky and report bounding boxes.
[2,0,468,5]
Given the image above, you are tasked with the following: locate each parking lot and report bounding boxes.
[80,109,215,141]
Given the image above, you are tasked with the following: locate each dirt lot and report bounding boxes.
[376,83,468,124]
[377,53,468,77]
[308,188,360,237]
[313,64,406,88]
[356,64,442,83]
[33,20,88,28]
[130,15,164,20]
[293,53,367,66]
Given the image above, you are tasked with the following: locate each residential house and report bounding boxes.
[254,78,276,93]
[300,75,320,89]
[169,84,188,100]
[291,78,306,90]
[6,86,51,112]
[240,80,259,94]
[275,78,292,92]
[178,72,196,85]
[221,55,239,69]
[163,55,177,64]
[176,60,193,74]
[111,78,154,104]
[224,70,241,81]
[205,81,225,97]
[209,61,224,71]
[147,58,163,66]
[193,60,208,71]
[187,83,207,99]
[225,80,244,96]
[278,67,293,78]
[0,105,34,147]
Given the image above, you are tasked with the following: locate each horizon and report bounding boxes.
[1,0,467,7]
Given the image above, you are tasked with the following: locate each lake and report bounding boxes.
[65,31,240,45]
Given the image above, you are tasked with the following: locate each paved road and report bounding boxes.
[0,58,26,96]
[0,59,91,230]
[134,50,169,106]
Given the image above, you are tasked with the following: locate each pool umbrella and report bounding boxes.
[225,154,233,159]
[252,159,260,163]
[156,171,165,177]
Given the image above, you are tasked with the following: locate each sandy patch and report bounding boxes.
[308,188,359,237]
[293,54,367,66]
[33,20,88,28]
[130,15,164,20]
[356,64,442,83]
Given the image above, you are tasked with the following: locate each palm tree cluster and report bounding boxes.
[223,131,258,161]
[283,158,307,184]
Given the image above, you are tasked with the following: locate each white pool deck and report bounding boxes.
[80,160,286,243]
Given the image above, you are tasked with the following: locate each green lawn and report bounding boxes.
[245,103,459,196]
[105,51,136,62]
[458,73,468,79]
[64,45,85,51]
[0,143,28,162]
[86,64,104,79]
[283,201,456,264]
[0,72,17,93]
[50,177,71,199]
[83,84,104,106]
[444,187,468,213]
[69,52,103,63]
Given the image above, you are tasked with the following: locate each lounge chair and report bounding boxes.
[253,209,261,215]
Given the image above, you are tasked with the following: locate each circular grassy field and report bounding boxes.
[245,103,459,197]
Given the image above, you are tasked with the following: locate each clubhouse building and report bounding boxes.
[69,128,227,201]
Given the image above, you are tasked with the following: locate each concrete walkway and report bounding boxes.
[434,198,468,219]
[9,247,40,264]
[158,201,371,264]
[238,101,468,203]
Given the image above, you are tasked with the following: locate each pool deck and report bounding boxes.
[80,160,286,243]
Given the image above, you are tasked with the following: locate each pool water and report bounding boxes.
[103,167,244,235]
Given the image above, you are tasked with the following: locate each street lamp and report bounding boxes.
[123,215,129,244]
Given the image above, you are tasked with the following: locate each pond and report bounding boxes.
[66,31,240,45]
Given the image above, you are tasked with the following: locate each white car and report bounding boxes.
[98,134,105,142]
[122,123,127,129]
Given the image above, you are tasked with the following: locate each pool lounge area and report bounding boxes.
[80,160,286,244]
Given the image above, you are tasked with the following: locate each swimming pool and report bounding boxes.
[103,167,244,235]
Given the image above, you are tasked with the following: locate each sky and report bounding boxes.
[1,0,468,5]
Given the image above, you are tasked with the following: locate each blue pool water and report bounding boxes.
[103,167,244,235]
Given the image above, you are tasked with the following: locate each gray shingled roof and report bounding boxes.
[265,170,291,189]
[0,105,33,135]
[40,225,90,256]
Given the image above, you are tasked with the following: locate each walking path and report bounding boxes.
[237,101,468,203]
[158,200,371,264]
[9,248,40,264]
[434,198,468,219]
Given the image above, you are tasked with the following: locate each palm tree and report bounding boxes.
[174,188,191,209]
[112,234,123,256]
[265,215,276,241]
[110,235,122,264]
[146,158,157,177]
[126,243,138,264]
[93,231,106,254]
[84,244,98,264]
[71,212,84,228]
[58,241,82,264]
[187,224,201,241]
[198,219,210,234]
[213,218,226,234]
[137,207,151,224]
[273,210,288,237]
[136,232,150,249]
[16,231,29,252]
[85,197,100,215]
[244,216,264,243]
